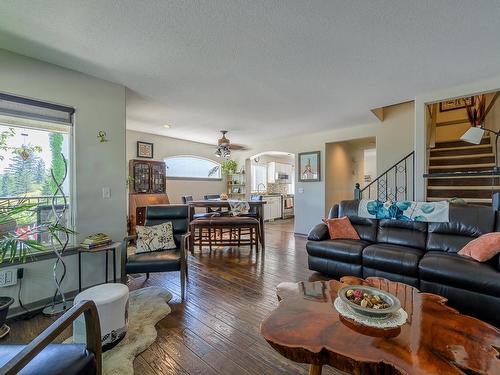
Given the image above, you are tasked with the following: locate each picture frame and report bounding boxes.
[298,151,321,182]
[439,97,474,112]
[137,141,154,158]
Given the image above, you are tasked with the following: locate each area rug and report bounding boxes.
[66,286,172,375]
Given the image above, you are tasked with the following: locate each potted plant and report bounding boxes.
[221,159,237,175]
[0,199,74,332]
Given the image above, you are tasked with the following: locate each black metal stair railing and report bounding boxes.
[354,151,415,202]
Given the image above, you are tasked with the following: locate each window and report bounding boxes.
[165,155,221,179]
[0,92,74,255]
[251,164,267,192]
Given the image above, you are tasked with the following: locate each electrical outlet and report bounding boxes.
[0,269,18,287]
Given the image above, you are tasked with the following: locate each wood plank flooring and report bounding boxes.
[5,219,345,374]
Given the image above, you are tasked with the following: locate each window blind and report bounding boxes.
[0,92,74,125]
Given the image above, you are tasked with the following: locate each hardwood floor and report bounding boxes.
[5,219,344,374]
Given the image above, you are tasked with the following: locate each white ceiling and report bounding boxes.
[1,1,500,146]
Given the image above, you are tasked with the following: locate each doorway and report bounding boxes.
[325,137,376,213]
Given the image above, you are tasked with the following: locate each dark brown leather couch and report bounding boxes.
[306,200,500,327]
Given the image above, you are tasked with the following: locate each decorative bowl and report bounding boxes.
[338,285,401,319]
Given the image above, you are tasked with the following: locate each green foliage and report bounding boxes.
[48,133,65,193]
[4,154,37,195]
[0,200,76,263]
[0,128,15,161]
[221,159,238,175]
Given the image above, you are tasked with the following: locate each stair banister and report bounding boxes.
[354,151,415,202]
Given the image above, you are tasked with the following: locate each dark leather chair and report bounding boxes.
[306,200,500,327]
[122,205,189,300]
[0,300,101,375]
[181,195,215,219]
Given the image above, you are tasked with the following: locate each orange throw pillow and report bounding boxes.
[323,216,360,240]
[458,232,500,262]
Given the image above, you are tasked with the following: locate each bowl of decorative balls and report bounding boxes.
[338,285,401,319]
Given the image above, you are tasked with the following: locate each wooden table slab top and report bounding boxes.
[260,276,500,375]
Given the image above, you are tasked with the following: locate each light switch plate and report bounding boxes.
[102,187,111,199]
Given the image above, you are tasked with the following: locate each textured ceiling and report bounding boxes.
[1,1,500,146]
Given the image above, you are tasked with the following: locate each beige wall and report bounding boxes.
[0,49,127,313]
[126,130,228,203]
[376,101,415,172]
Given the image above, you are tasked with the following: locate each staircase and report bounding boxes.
[427,136,500,206]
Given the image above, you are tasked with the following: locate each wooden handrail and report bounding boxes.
[2,300,102,375]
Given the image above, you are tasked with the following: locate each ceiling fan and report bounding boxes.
[214,130,247,157]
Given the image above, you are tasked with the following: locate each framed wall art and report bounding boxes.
[298,151,320,182]
[137,141,154,158]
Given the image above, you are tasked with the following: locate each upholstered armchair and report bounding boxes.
[0,300,102,375]
[121,204,189,300]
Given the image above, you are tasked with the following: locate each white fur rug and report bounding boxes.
[67,286,172,375]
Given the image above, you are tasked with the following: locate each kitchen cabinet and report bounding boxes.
[267,162,292,183]
[263,196,282,221]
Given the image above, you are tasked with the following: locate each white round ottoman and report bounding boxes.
[73,283,129,351]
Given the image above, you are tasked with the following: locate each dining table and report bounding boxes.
[187,199,266,249]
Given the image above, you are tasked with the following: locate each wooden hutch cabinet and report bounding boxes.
[128,159,169,234]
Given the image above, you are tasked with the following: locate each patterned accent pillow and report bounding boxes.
[135,222,176,254]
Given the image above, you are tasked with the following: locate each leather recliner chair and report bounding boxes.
[306,200,500,327]
[0,300,101,375]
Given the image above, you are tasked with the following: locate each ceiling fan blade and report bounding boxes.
[230,143,248,151]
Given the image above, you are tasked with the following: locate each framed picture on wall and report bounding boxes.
[439,97,474,112]
[298,151,321,182]
[137,141,154,158]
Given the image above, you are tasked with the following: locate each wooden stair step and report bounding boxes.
[428,165,495,173]
[426,189,498,199]
[427,197,493,205]
[430,146,493,157]
[434,137,490,149]
[427,176,500,186]
[429,155,495,166]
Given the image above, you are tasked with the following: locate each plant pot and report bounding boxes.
[0,297,14,328]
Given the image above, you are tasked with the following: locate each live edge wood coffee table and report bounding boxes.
[260,277,500,375]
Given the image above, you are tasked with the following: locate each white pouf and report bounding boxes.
[73,283,129,351]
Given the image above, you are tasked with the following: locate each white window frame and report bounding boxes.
[164,155,222,180]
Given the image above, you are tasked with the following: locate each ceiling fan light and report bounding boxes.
[215,148,222,157]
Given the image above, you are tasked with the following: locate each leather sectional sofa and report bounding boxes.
[306,200,500,327]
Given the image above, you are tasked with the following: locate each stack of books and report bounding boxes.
[80,233,112,249]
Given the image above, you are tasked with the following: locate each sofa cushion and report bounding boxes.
[377,219,428,250]
[362,243,424,276]
[306,239,371,263]
[426,204,495,253]
[126,249,181,274]
[0,344,96,375]
[338,200,378,242]
[419,251,500,297]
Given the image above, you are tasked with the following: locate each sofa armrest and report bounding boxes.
[2,300,102,375]
[307,223,329,241]
[328,204,339,219]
